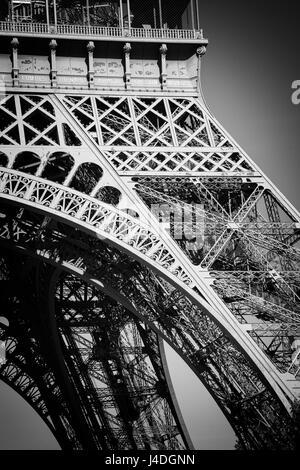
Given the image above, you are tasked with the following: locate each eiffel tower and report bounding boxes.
[0,0,299,450]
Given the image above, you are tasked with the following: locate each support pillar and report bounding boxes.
[87,41,95,89]
[45,0,50,30]
[196,45,207,94]
[11,38,19,87]
[53,0,57,28]
[86,0,90,27]
[123,42,131,89]
[126,0,131,29]
[49,39,58,88]
[159,43,167,90]
[191,0,195,30]
[158,0,163,28]
[119,0,124,28]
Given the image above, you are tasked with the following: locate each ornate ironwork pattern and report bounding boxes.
[0,206,296,449]
[61,95,255,174]
[0,3,299,450]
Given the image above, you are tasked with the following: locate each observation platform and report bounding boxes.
[0,21,207,45]
[0,1,208,95]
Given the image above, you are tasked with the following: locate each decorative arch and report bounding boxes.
[0,196,295,449]
[13,152,41,175]
[70,162,103,194]
[42,152,75,184]
[0,247,190,450]
[0,167,295,410]
[96,186,122,206]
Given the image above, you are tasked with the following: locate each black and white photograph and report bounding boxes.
[0,0,299,456]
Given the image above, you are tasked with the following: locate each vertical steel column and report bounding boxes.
[11,37,19,87]
[158,0,163,28]
[191,0,195,30]
[45,0,50,29]
[86,0,90,27]
[8,0,12,22]
[159,43,167,90]
[196,45,206,94]
[53,0,57,27]
[49,39,57,87]
[123,42,131,89]
[119,0,124,28]
[87,41,95,88]
[126,0,131,29]
[195,0,200,30]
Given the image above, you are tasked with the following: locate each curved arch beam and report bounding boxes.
[0,208,295,448]
[47,268,192,450]
[0,168,295,410]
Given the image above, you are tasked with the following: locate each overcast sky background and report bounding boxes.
[0,0,300,450]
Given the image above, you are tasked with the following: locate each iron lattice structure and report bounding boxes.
[0,0,300,451]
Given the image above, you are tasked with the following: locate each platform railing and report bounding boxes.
[0,21,204,40]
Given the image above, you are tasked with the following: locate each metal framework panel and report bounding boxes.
[0,6,299,450]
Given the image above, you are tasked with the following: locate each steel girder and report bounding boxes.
[0,203,296,449]
[0,245,190,449]
[0,90,299,449]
